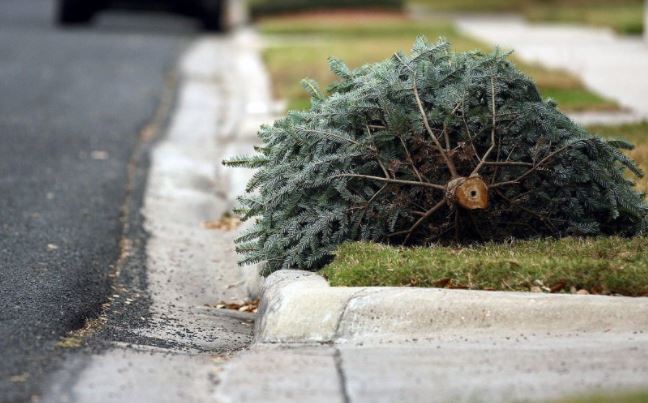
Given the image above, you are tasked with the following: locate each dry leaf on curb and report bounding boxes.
[533,280,551,292]
[211,299,259,314]
[550,281,566,293]
[90,150,109,160]
[433,278,451,288]
[9,373,29,384]
[203,216,241,231]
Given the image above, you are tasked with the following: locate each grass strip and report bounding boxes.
[322,238,648,296]
[409,0,644,35]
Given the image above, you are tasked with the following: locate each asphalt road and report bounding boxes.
[0,2,194,401]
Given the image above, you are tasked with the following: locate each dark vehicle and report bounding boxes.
[56,0,240,31]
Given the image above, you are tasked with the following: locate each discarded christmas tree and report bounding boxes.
[225,38,648,274]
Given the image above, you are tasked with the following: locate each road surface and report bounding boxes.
[0,1,193,400]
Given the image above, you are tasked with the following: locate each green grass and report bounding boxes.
[557,390,648,403]
[259,14,619,112]
[250,0,644,35]
[321,122,648,294]
[409,0,520,12]
[541,88,617,113]
[525,3,644,36]
[409,0,644,35]
[322,237,648,296]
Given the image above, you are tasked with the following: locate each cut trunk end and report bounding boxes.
[446,175,489,210]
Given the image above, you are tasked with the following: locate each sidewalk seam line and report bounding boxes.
[333,347,351,403]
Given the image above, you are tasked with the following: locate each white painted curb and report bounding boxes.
[255,270,648,344]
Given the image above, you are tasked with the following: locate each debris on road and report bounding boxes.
[214,299,260,313]
[203,214,241,231]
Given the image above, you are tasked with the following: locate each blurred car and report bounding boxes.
[56,0,238,31]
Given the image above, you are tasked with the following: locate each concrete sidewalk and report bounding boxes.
[217,336,648,403]
[215,271,648,403]
[455,16,648,125]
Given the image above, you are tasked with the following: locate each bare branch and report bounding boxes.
[399,136,425,182]
[468,211,485,241]
[367,183,388,205]
[403,199,447,244]
[443,123,451,152]
[300,128,359,145]
[471,75,497,175]
[412,76,459,178]
[365,125,391,179]
[332,173,445,190]
[491,141,584,189]
[393,52,414,72]
[494,189,559,233]
[483,161,533,167]
[490,143,518,185]
[459,98,485,166]
[507,188,534,203]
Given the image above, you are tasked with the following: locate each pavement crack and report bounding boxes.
[334,347,352,403]
[333,288,368,342]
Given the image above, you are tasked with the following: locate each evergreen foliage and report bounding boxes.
[225,38,648,275]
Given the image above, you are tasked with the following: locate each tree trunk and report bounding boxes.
[446,175,489,210]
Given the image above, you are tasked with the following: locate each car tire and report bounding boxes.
[200,0,225,32]
[57,0,96,25]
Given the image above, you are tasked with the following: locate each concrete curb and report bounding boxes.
[255,270,648,344]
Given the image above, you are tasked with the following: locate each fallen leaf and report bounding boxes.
[213,299,259,314]
[203,216,241,231]
[618,251,632,260]
[91,150,109,160]
[533,279,550,292]
[550,281,566,293]
[432,278,451,288]
[590,285,605,294]
[9,373,29,383]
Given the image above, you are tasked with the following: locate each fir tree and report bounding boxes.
[225,37,648,275]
